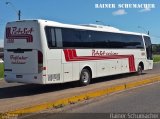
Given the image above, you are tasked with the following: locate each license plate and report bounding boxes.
[16,75,23,78]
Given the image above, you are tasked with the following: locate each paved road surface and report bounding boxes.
[67,82,160,113]
[22,81,160,119]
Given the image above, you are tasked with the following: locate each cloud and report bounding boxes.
[139,8,151,13]
[0,40,4,48]
[112,9,127,16]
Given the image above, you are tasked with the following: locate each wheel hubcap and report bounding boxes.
[82,72,89,83]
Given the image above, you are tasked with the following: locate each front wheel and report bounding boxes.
[137,65,142,75]
[79,69,91,86]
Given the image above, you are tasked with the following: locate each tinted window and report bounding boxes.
[122,34,144,49]
[62,28,93,47]
[90,31,109,48]
[45,27,56,48]
[46,27,145,49]
[108,33,124,48]
[102,33,144,49]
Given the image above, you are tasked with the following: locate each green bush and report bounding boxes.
[153,55,160,63]
[0,63,4,78]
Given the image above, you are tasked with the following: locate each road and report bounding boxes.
[0,63,160,113]
[22,80,160,119]
[67,82,160,113]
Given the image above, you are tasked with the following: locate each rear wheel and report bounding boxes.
[79,69,91,86]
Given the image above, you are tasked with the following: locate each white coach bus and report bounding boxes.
[4,20,153,85]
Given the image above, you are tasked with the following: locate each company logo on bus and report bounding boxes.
[10,55,28,64]
[6,27,33,43]
[92,50,118,56]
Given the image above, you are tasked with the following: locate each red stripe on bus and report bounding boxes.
[63,49,136,72]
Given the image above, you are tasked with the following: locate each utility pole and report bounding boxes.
[6,2,21,20]
[18,10,21,20]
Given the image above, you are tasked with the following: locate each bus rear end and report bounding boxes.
[4,20,45,84]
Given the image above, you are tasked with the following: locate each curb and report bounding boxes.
[2,75,160,118]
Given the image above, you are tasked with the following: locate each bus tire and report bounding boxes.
[79,69,91,86]
[137,65,143,75]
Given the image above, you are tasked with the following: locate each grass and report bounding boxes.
[0,63,4,79]
[153,55,160,63]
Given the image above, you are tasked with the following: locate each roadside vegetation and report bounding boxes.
[152,44,160,54]
[152,44,160,63]
[153,55,160,63]
[0,63,4,78]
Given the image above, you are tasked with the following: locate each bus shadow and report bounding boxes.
[0,73,146,99]
[0,82,77,99]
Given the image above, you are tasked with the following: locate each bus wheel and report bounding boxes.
[137,65,143,75]
[79,69,91,86]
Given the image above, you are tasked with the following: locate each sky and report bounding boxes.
[0,0,160,47]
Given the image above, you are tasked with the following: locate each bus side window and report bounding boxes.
[55,28,63,48]
[45,27,56,48]
[51,28,56,47]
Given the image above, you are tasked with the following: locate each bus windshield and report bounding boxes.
[144,36,152,60]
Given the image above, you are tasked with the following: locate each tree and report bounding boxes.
[152,44,160,54]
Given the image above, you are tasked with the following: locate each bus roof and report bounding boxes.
[7,19,149,37]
